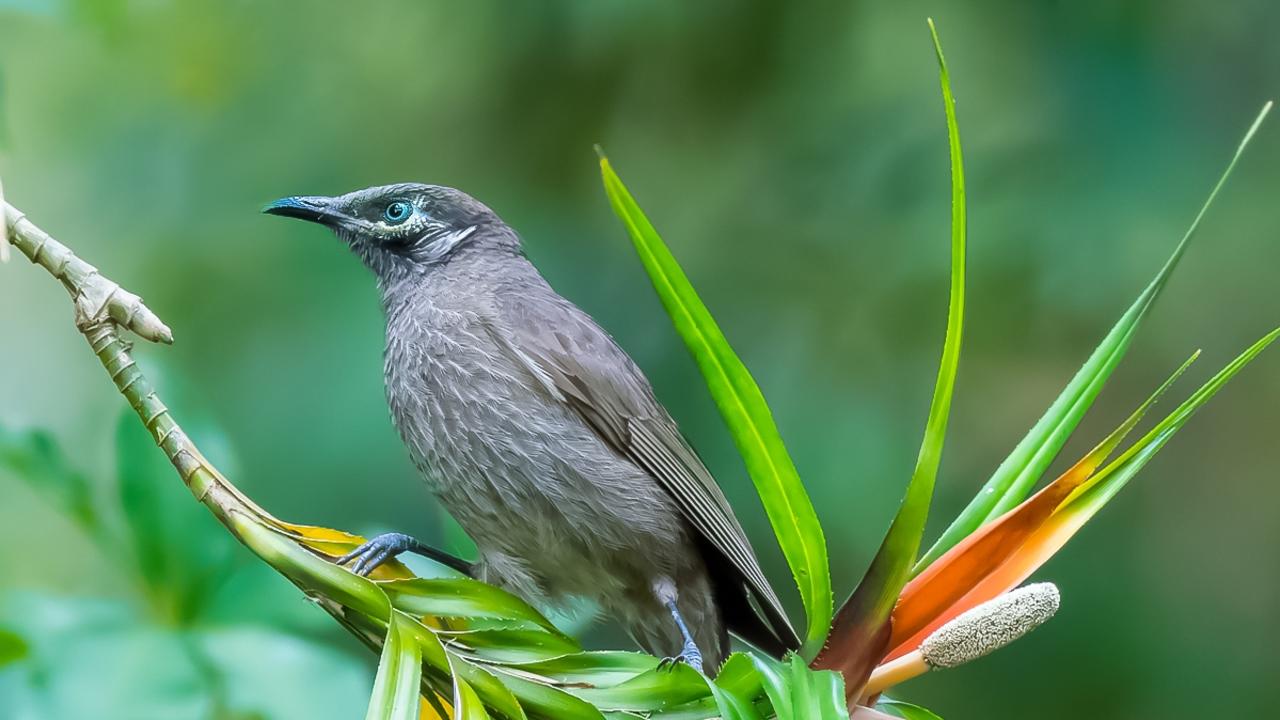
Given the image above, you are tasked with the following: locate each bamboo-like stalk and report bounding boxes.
[0,193,1010,720]
[6,200,294,547]
[2,198,437,702]
[4,198,673,720]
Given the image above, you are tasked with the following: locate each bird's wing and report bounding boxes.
[488,295,800,652]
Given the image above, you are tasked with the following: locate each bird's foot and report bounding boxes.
[654,588,707,674]
[338,531,475,577]
[656,641,704,674]
[337,532,419,576]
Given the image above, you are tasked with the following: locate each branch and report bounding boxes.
[3,195,873,719]
[4,203,172,343]
[3,197,435,706]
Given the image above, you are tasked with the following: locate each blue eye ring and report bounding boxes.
[384,200,413,225]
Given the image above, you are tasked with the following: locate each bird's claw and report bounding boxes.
[337,532,416,577]
[656,649,704,674]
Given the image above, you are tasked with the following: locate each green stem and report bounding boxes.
[3,197,455,715]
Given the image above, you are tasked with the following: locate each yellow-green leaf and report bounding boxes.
[598,153,829,652]
[451,673,493,720]
[367,612,425,720]
[0,627,27,667]
[917,100,1274,572]
[815,18,966,695]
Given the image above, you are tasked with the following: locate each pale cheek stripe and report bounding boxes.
[424,225,478,263]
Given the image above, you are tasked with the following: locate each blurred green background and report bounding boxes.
[2,1,1278,718]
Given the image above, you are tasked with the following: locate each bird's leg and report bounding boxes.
[652,578,705,674]
[337,532,474,577]
[659,600,705,674]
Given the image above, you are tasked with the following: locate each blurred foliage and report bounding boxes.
[0,627,26,667]
[1,1,1279,719]
[0,411,370,719]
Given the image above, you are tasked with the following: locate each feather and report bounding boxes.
[487,292,801,654]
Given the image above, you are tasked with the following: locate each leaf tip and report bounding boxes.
[1239,102,1273,150]
[927,18,947,66]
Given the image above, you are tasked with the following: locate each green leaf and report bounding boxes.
[788,654,849,720]
[937,329,1280,619]
[886,351,1198,651]
[115,410,237,621]
[366,612,424,720]
[917,100,1274,572]
[705,683,762,720]
[508,651,659,686]
[749,655,794,720]
[196,625,374,720]
[230,513,391,619]
[876,698,944,720]
[1070,328,1280,516]
[0,627,27,667]
[0,592,371,720]
[383,578,569,638]
[598,151,829,652]
[448,657,530,720]
[438,628,580,664]
[705,657,765,720]
[817,18,966,694]
[0,593,210,719]
[451,673,493,720]
[572,664,712,712]
[0,423,96,532]
[489,669,606,719]
[809,670,849,720]
[715,653,766,704]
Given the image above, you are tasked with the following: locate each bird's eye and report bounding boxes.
[383,201,413,225]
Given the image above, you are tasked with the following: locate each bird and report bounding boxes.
[264,183,799,672]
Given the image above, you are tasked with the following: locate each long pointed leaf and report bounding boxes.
[890,329,1278,657]
[448,657,530,720]
[452,673,493,720]
[0,628,26,667]
[599,153,829,651]
[888,352,1195,651]
[488,670,606,719]
[715,653,766,701]
[571,664,712,712]
[440,628,579,664]
[916,101,1274,571]
[814,18,965,694]
[706,657,764,720]
[507,651,659,686]
[384,578,569,637]
[366,612,425,720]
[750,656,794,720]
[788,654,849,720]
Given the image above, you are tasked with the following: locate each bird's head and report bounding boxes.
[264,183,518,279]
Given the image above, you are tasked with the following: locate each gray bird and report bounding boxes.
[264,183,799,671]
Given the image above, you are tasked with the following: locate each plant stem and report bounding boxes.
[862,651,928,699]
[3,197,455,709]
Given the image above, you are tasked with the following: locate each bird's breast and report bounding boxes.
[381,309,686,570]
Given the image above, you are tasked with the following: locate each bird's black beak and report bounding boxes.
[262,195,344,226]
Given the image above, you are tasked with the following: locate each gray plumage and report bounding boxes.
[264,183,799,670]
